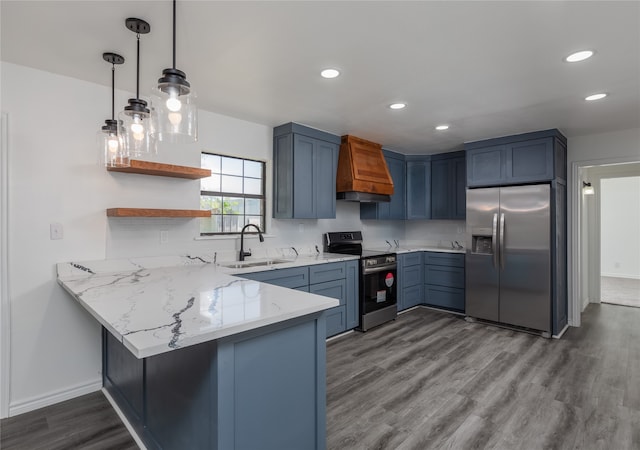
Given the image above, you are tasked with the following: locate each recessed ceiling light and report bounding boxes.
[389,103,406,110]
[435,125,449,131]
[320,68,340,79]
[565,50,594,63]
[585,93,607,101]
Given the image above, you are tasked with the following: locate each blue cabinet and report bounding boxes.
[241,260,359,338]
[273,123,340,219]
[465,129,567,187]
[239,266,309,289]
[310,279,347,337]
[103,311,329,450]
[406,156,431,220]
[431,151,466,220]
[360,150,406,220]
[397,252,423,311]
[424,252,465,312]
[345,260,360,330]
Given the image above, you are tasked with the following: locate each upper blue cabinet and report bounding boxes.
[273,123,340,219]
[360,150,406,220]
[465,129,567,187]
[431,151,466,220]
[406,156,432,220]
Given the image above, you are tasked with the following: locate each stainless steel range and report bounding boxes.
[324,232,397,331]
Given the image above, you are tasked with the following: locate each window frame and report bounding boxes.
[200,152,266,236]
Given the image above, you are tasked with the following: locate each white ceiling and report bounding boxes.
[2,1,639,154]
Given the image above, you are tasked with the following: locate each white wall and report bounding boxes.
[600,176,640,279]
[568,128,640,321]
[0,62,437,415]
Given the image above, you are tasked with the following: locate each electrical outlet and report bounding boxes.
[160,230,169,244]
[50,223,63,240]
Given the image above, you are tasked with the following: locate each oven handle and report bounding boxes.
[362,263,398,274]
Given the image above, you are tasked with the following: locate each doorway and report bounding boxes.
[579,162,640,311]
[600,175,640,308]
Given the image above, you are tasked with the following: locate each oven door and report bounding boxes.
[361,262,397,314]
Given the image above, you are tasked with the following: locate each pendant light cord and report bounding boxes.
[110,64,115,120]
[136,33,141,99]
[172,0,177,69]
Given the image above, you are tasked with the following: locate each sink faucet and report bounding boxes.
[239,224,264,261]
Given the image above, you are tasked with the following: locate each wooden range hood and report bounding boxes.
[336,135,394,202]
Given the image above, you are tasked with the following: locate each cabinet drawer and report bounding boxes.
[309,261,346,284]
[425,265,465,288]
[402,264,423,288]
[400,252,422,267]
[309,279,346,306]
[424,252,465,267]
[401,284,423,311]
[425,285,465,312]
[240,266,309,289]
[325,305,347,337]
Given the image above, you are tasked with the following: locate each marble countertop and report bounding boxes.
[56,254,356,359]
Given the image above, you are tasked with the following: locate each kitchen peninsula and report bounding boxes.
[56,255,351,450]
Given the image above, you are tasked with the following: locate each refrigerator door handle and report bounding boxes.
[492,213,498,268]
[499,213,505,270]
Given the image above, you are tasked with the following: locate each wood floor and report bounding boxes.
[601,276,640,308]
[0,391,137,450]
[327,304,640,450]
[2,303,639,449]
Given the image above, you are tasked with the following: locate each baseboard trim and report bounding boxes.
[102,387,147,450]
[601,273,640,280]
[8,378,102,417]
[552,323,570,339]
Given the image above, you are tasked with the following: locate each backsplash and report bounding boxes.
[105,201,464,259]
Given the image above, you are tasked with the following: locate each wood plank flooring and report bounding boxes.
[601,276,640,308]
[327,304,640,450]
[0,391,138,449]
[2,303,639,449]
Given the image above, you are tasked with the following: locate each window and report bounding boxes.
[200,152,265,235]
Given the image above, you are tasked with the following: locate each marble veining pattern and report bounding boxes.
[57,257,342,358]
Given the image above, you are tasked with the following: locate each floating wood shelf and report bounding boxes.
[107,208,210,218]
[107,160,211,179]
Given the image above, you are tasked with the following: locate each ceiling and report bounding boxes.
[2,1,639,154]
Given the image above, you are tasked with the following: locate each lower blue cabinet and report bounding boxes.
[240,266,309,289]
[310,279,347,338]
[403,284,424,310]
[397,252,423,311]
[241,260,359,338]
[424,251,465,312]
[425,285,465,311]
[324,307,347,337]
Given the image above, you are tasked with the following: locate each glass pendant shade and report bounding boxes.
[98,52,128,167]
[119,98,156,157]
[98,119,128,167]
[151,69,198,143]
[120,18,154,157]
[151,0,198,143]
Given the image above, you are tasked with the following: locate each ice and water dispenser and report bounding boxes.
[471,228,493,254]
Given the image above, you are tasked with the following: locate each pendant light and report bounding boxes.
[119,18,155,157]
[98,52,128,167]
[150,0,198,143]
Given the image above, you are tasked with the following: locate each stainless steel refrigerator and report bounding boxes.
[465,184,551,335]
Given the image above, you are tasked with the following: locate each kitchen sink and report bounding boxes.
[219,259,292,269]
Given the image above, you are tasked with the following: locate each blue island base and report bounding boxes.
[103,313,327,450]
